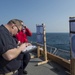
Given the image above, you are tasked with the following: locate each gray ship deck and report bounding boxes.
[26,57,70,75]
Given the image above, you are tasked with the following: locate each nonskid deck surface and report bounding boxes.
[25,58,70,75]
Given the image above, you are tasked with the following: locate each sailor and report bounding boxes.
[0,19,30,75]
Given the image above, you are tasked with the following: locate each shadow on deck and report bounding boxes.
[26,57,70,75]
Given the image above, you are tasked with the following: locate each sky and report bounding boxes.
[0,0,75,33]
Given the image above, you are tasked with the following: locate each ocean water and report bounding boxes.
[28,33,70,51]
[28,33,70,59]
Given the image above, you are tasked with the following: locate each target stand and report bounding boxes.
[36,23,48,65]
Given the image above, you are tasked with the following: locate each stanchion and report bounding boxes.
[70,59,75,75]
[69,17,75,75]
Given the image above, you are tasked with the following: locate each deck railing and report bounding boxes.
[47,45,70,60]
[32,42,70,60]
